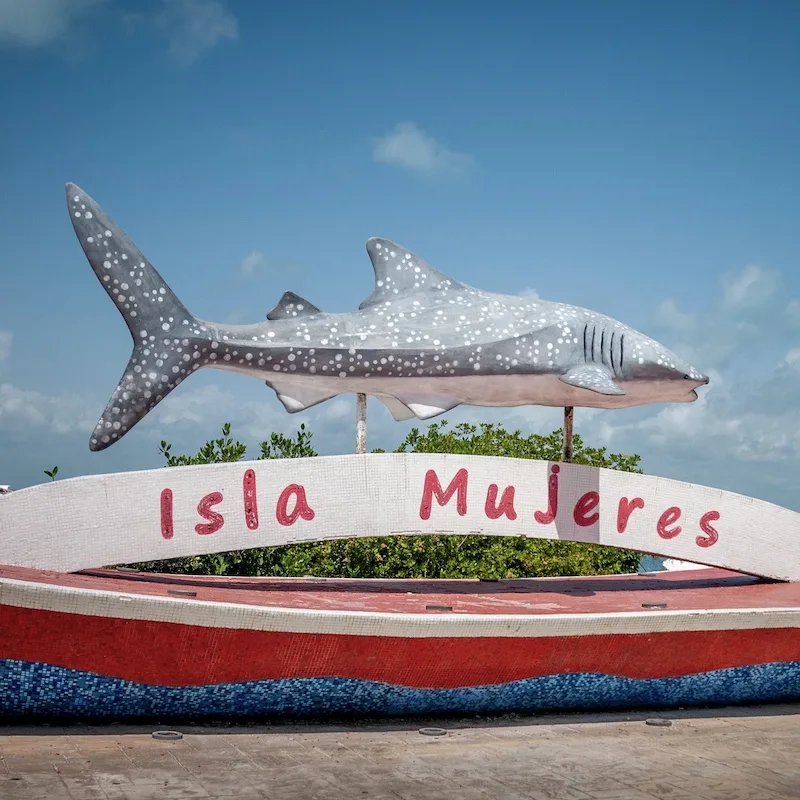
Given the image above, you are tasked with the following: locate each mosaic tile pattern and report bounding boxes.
[2,659,799,721]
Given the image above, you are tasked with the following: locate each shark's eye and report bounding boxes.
[683,374,691,379]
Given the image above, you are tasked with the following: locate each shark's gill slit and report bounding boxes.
[620,333,625,371]
[582,324,589,362]
[609,331,616,374]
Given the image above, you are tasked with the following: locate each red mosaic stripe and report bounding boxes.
[2,606,799,688]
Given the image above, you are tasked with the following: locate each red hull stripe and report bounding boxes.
[2,606,800,688]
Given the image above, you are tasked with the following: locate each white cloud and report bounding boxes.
[607,357,800,474]
[239,250,303,280]
[784,349,800,366]
[373,122,475,178]
[654,298,694,333]
[721,263,779,310]
[0,383,97,435]
[0,0,105,47]
[520,287,540,300]
[0,0,237,64]
[653,262,790,370]
[0,331,11,364]
[156,0,237,66]
[240,250,265,276]
[138,380,361,452]
[785,299,800,325]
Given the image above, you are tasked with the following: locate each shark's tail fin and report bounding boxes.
[67,184,211,451]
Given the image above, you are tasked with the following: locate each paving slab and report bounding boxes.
[1,705,799,800]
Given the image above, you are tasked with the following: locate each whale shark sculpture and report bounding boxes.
[66,184,708,452]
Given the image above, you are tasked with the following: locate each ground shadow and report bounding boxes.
[1,702,800,737]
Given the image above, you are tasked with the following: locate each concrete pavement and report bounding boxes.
[1,705,799,799]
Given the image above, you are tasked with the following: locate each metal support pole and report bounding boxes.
[563,406,574,463]
[356,393,367,454]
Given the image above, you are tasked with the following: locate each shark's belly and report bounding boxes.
[213,361,683,412]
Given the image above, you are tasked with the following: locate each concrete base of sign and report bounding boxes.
[1,564,799,722]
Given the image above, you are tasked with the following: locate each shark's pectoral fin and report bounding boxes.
[393,392,462,419]
[265,379,338,413]
[266,291,321,321]
[559,366,625,396]
[377,395,416,421]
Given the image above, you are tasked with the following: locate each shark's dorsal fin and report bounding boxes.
[359,238,468,309]
[266,291,321,321]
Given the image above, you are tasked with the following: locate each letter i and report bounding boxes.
[534,465,560,524]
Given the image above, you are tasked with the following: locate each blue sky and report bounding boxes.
[1,0,799,508]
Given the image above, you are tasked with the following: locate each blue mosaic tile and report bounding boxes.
[1,659,799,721]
